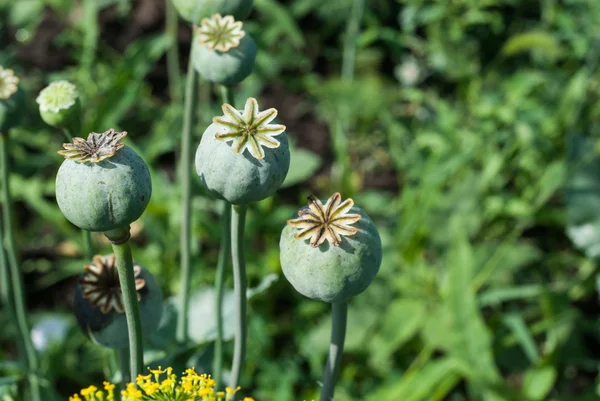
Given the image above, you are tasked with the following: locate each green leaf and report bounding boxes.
[423,229,501,385]
[522,365,557,400]
[501,31,562,60]
[368,299,426,371]
[186,274,278,344]
[366,358,463,401]
[502,314,539,363]
[280,146,322,188]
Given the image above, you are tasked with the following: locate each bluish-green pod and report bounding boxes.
[195,121,290,205]
[280,206,382,304]
[74,260,162,349]
[56,146,152,232]
[192,33,256,85]
[171,0,253,24]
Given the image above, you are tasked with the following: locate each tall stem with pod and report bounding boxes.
[55,129,153,380]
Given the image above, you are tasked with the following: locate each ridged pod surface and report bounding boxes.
[191,26,256,85]
[195,121,289,205]
[280,203,382,303]
[73,261,162,349]
[56,142,151,232]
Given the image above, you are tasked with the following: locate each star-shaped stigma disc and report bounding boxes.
[80,254,145,314]
[287,192,362,247]
[194,14,245,52]
[213,97,286,160]
[58,129,127,163]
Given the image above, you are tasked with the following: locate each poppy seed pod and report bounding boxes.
[171,0,253,24]
[279,193,382,304]
[195,97,289,205]
[36,80,81,134]
[191,14,256,86]
[0,66,25,133]
[73,254,162,349]
[55,129,152,232]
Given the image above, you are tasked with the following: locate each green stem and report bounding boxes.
[107,229,143,381]
[82,230,93,261]
[219,85,233,105]
[0,214,14,314]
[0,133,41,401]
[228,204,247,393]
[213,201,231,389]
[166,0,182,101]
[319,302,348,401]
[119,347,131,387]
[61,128,72,141]
[81,0,99,71]
[333,0,365,195]
[176,50,197,343]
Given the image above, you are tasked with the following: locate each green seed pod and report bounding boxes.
[195,97,289,205]
[191,14,256,85]
[0,66,25,133]
[55,129,152,232]
[36,80,81,134]
[279,193,382,304]
[73,254,162,349]
[171,0,253,24]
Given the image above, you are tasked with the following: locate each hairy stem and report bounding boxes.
[213,201,232,389]
[319,302,348,401]
[166,0,182,101]
[176,50,198,343]
[107,230,144,381]
[0,133,41,401]
[228,204,247,393]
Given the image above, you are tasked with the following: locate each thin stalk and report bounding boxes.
[108,232,143,381]
[81,0,99,71]
[0,205,17,353]
[219,85,233,105]
[213,85,233,389]
[119,347,131,387]
[319,302,348,401]
[0,215,13,314]
[333,0,365,195]
[213,201,231,389]
[82,230,93,261]
[0,133,41,401]
[228,204,247,392]
[166,0,182,101]
[176,52,197,343]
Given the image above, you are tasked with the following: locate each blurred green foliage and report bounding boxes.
[1,0,600,400]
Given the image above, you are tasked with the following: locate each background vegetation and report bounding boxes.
[1,0,600,400]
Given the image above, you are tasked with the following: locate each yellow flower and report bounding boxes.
[74,366,254,401]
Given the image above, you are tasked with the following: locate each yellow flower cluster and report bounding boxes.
[69,367,256,401]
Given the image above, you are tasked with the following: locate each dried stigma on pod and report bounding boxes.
[194,14,245,52]
[58,129,127,163]
[213,97,286,160]
[287,192,361,247]
[80,254,145,314]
